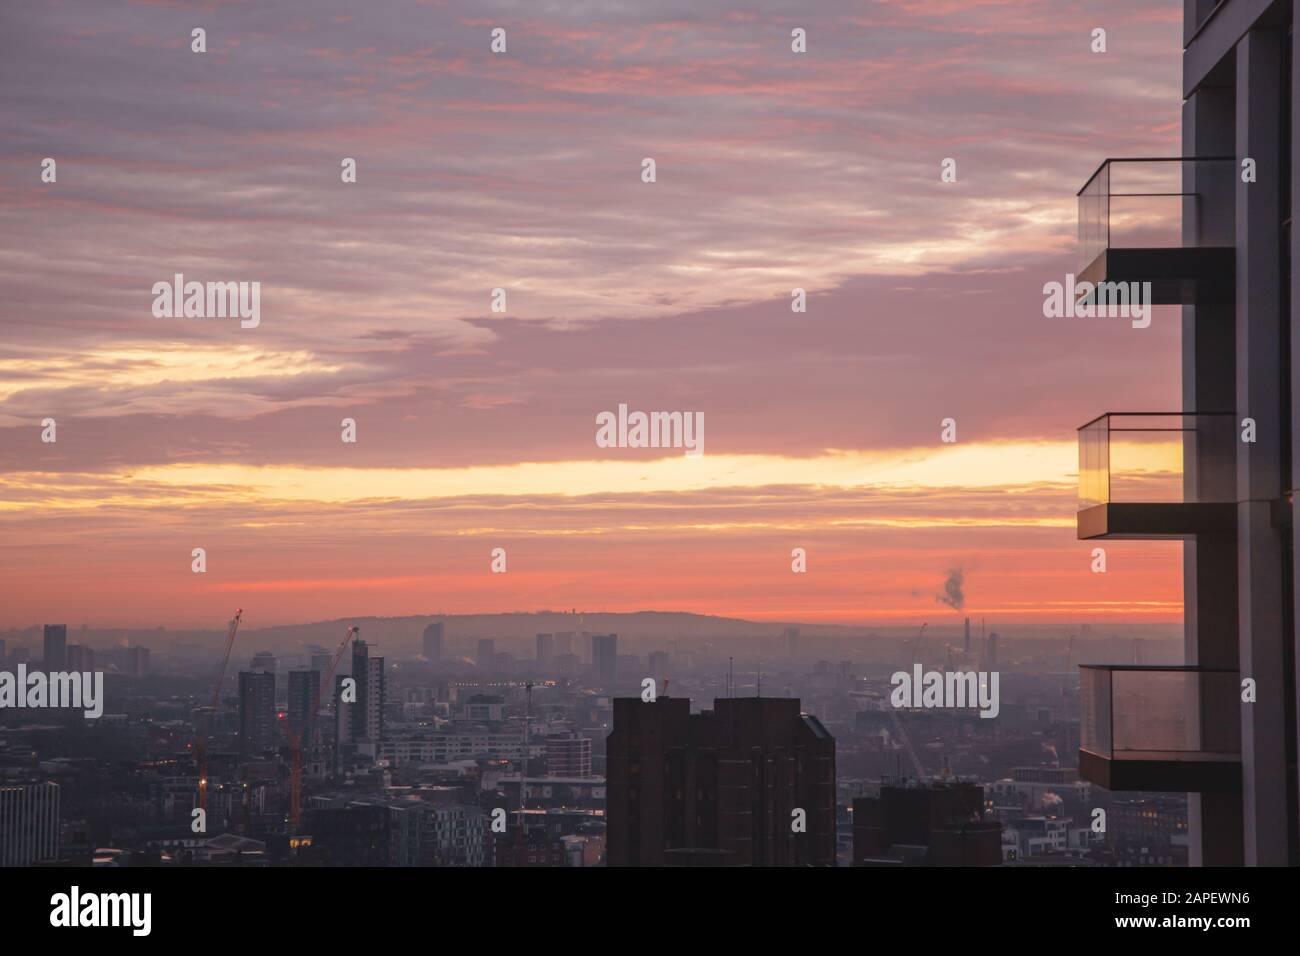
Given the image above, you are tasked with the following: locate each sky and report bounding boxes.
[0,0,1190,629]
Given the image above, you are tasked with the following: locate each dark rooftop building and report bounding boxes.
[606,696,835,867]
[852,782,1001,867]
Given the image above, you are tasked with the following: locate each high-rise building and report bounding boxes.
[349,640,385,743]
[535,632,554,664]
[310,650,332,673]
[363,656,385,742]
[286,669,320,743]
[606,696,835,866]
[545,733,592,777]
[963,617,971,653]
[476,639,496,670]
[592,634,617,684]
[783,627,799,658]
[42,624,66,670]
[1071,0,1300,865]
[554,632,574,656]
[335,673,353,746]
[238,671,276,754]
[985,632,998,669]
[422,622,444,664]
[65,644,94,671]
[852,783,1000,866]
[125,646,149,677]
[0,782,60,866]
[250,651,277,673]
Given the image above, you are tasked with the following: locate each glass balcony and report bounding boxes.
[1076,412,1236,539]
[1077,158,1234,303]
[1079,665,1240,792]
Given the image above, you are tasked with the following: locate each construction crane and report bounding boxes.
[280,624,358,831]
[196,609,243,813]
[886,704,927,783]
[906,622,928,664]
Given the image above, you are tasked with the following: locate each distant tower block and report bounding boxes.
[963,617,971,653]
[423,622,444,664]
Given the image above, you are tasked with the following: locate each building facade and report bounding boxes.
[422,622,443,664]
[42,624,66,671]
[1074,0,1300,865]
[606,696,836,866]
[0,782,60,867]
[238,670,277,754]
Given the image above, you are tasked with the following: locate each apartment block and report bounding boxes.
[1073,0,1300,865]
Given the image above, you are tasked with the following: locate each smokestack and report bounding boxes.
[964,617,971,653]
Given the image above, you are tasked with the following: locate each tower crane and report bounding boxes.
[906,622,928,664]
[886,704,927,783]
[279,625,358,831]
[196,608,242,813]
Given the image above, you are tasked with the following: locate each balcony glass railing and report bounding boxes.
[1077,413,1235,511]
[1076,158,1234,273]
[1080,665,1240,761]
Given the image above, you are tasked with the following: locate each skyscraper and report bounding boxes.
[592,633,617,684]
[349,640,385,743]
[65,644,94,671]
[125,646,149,677]
[535,632,554,664]
[363,656,385,742]
[238,671,276,754]
[606,696,835,866]
[422,622,444,664]
[1071,0,1300,865]
[42,624,66,670]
